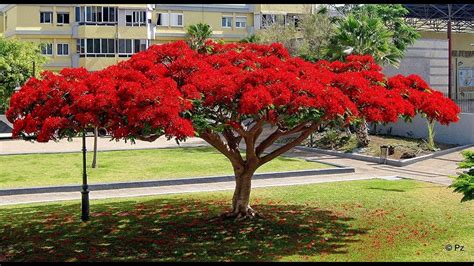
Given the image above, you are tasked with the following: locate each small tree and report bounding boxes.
[450,151,474,202]
[387,74,461,151]
[297,8,334,62]
[7,41,460,220]
[255,8,333,60]
[0,37,47,113]
[186,23,213,51]
[255,24,299,56]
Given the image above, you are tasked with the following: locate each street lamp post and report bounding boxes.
[81,130,90,222]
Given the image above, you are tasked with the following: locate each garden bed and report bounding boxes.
[277,131,470,167]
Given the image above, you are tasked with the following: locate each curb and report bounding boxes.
[0,164,355,196]
[288,144,474,167]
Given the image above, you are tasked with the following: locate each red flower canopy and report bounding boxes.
[7,41,460,142]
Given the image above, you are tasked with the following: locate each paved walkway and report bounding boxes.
[0,136,208,155]
[1,137,471,206]
[278,146,473,186]
[0,174,402,206]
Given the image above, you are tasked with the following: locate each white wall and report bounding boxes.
[378,113,474,145]
[383,38,449,96]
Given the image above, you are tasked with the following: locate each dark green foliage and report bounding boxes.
[450,151,474,202]
[240,34,261,43]
[0,37,47,113]
[325,4,420,67]
[185,23,213,51]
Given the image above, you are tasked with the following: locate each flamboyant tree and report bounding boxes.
[7,41,460,219]
[387,74,461,150]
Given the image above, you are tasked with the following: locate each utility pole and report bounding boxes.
[447,4,453,99]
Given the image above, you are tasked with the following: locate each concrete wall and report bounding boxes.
[383,38,449,95]
[378,113,474,145]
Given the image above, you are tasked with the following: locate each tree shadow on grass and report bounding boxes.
[0,198,368,262]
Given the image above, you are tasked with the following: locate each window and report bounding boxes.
[92,6,98,21]
[86,38,94,54]
[97,7,102,22]
[262,14,286,28]
[57,13,70,24]
[76,38,144,57]
[57,43,69,56]
[108,39,115,53]
[170,13,183,27]
[221,16,232,28]
[103,7,109,22]
[94,39,101,54]
[109,7,116,22]
[126,11,146,26]
[287,15,301,28]
[77,39,115,57]
[76,39,85,54]
[134,39,141,53]
[75,7,81,22]
[235,17,246,28]
[157,13,169,26]
[40,12,53,24]
[139,40,147,51]
[118,39,132,55]
[118,39,147,57]
[86,6,92,21]
[40,43,53,55]
[79,6,117,25]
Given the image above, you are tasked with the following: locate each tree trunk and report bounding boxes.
[356,118,370,148]
[226,166,257,220]
[426,120,437,151]
[91,127,98,168]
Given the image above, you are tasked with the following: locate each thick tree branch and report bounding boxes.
[240,118,264,167]
[249,119,265,135]
[200,130,244,166]
[255,128,284,157]
[255,122,309,157]
[258,122,319,166]
[223,128,241,152]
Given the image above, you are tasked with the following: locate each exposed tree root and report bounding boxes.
[208,206,265,222]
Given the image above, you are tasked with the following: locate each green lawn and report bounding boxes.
[0,147,329,189]
[1,179,472,262]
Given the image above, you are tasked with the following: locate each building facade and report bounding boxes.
[0,4,313,71]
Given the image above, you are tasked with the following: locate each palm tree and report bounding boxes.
[325,13,401,67]
[186,23,213,51]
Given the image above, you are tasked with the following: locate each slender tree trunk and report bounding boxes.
[426,120,436,151]
[91,127,98,168]
[356,118,370,148]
